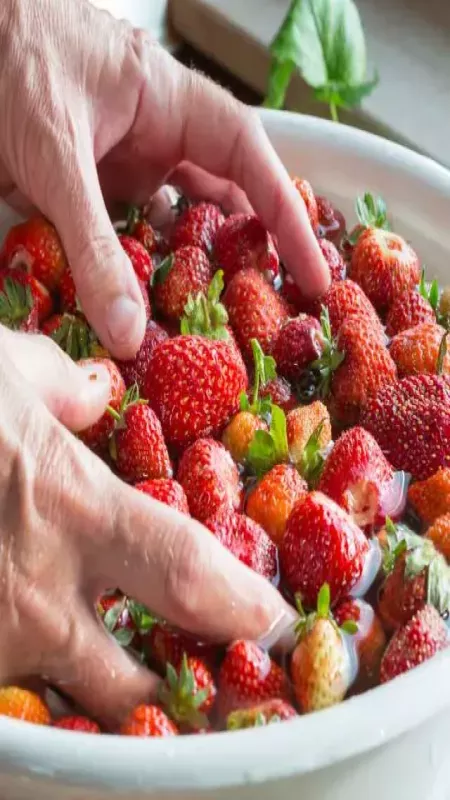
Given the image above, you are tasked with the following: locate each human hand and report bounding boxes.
[0,0,329,361]
[0,327,296,726]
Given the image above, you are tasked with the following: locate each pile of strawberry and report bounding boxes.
[1,184,450,738]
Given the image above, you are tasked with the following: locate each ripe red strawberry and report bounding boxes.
[120,705,178,737]
[125,207,161,255]
[224,267,288,360]
[317,427,406,529]
[154,246,212,321]
[135,478,190,514]
[390,322,449,376]
[316,195,346,246]
[145,621,216,672]
[281,491,370,608]
[281,239,346,317]
[0,269,38,332]
[54,716,101,733]
[1,214,67,290]
[115,321,168,391]
[0,687,51,725]
[350,228,420,312]
[41,312,106,360]
[246,464,308,546]
[214,214,280,283]
[226,698,297,729]
[361,374,450,480]
[78,358,126,451]
[109,385,172,483]
[260,376,297,412]
[159,654,217,731]
[322,278,385,340]
[272,314,324,382]
[334,597,386,689]
[119,234,154,282]
[170,201,225,255]
[59,267,78,314]
[385,287,436,337]
[205,508,278,580]
[98,592,136,644]
[217,640,290,719]
[30,276,53,323]
[343,192,391,261]
[177,438,242,521]
[380,605,448,683]
[292,177,319,232]
[291,583,352,712]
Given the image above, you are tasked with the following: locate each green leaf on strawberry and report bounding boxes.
[310,307,344,398]
[158,654,209,731]
[247,404,289,477]
[300,420,327,486]
[0,276,34,330]
[240,338,277,420]
[152,254,174,287]
[180,270,230,341]
[127,600,155,634]
[418,269,440,313]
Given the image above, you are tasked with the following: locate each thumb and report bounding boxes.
[1,328,112,431]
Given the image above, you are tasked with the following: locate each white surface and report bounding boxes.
[89,0,177,50]
[170,0,450,168]
[2,111,450,799]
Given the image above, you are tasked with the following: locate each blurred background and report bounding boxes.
[91,0,450,169]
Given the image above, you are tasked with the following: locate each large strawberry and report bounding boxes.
[78,358,126,452]
[1,214,67,290]
[223,267,289,361]
[115,321,168,391]
[170,201,225,255]
[322,278,385,340]
[153,246,212,321]
[120,705,178,737]
[380,605,449,683]
[317,427,407,529]
[135,478,190,515]
[177,438,242,522]
[281,491,370,608]
[159,654,217,731]
[390,322,449,376]
[0,269,38,332]
[350,228,420,312]
[214,214,280,283]
[205,509,278,580]
[361,374,450,480]
[145,272,247,449]
[217,640,290,719]
[246,464,308,546]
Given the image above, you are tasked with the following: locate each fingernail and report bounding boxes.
[106,295,142,346]
[78,362,111,400]
[257,606,299,653]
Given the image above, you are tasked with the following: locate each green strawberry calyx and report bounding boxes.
[310,307,344,398]
[240,338,277,420]
[299,420,327,487]
[294,583,358,640]
[246,403,289,478]
[46,313,103,362]
[418,269,440,315]
[0,275,34,330]
[100,595,155,649]
[158,653,210,731]
[346,192,391,247]
[107,383,148,460]
[180,270,230,341]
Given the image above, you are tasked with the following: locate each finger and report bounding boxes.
[169,162,253,215]
[0,329,111,431]
[90,482,297,645]
[49,139,146,360]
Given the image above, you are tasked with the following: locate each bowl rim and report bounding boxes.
[2,110,450,793]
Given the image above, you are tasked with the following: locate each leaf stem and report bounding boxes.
[329,102,339,123]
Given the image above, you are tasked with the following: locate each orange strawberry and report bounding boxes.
[120,705,178,737]
[408,468,450,525]
[226,698,297,730]
[78,358,126,452]
[177,438,242,522]
[390,322,449,376]
[426,514,450,561]
[135,478,190,515]
[1,214,67,290]
[246,463,308,545]
[159,654,216,731]
[217,640,290,719]
[213,214,280,283]
[54,716,101,733]
[292,177,319,231]
[380,605,449,683]
[0,687,51,725]
[286,401,332,472]
[222,411,268,464]
[154,246,212,321]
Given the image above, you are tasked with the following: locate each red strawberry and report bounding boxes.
[153,246,212,321]
[205,509,278,580]
[317,427,406,529]
[292,177,319,232]
[281,239,346,317]
[54,716,101,733]
[120,705,178,737]
[224,267,288,360]
[260,376,297,412]
[361,374,450,480]
[272,314,324,382]
[78,358,126,451]
[170,201,225,255]
[115,321,168,391]
[125,208,161,255]
[0,269,38,332]
[281,491,370,608]
[109,386,172,483]
[146,273,248,449]
[390,322,449,377]
[385,287,436,337]
[350,228,420,312]
[119,234,154,283]
[214,214,280,283]
[322,278,385,340]
[316,195,346,246]
[217,640,290,719]
[1,214,67,290]
[380,605,448,683]
[97,592,153,651]
[177,438,242,521]
[135,478,189,514]
[59,268,78,314]
[226,698,297,729]
[30,276,53,323]
[145,621,216,672]
[41,312,105,360]
[159,654,217,731]
[334,597,386,688]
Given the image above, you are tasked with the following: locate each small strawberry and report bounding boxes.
[226,698,297,730]
[343,192,391,258]
[272,314,324,383]
[334,597,386,689]
[153,246,212,321]
[170,201,225,255]
[59,267,78,314]
[41,312,104,361]
[292,177,319,232]
[217,640,290,719]
[108,384,172,483]
[214,214,280,283]
[177,438,242,522]
[146,271,248,450]
[286,401,332,475]
[78,358,126,452]
[385,288,436,337]
[119,234,154,283]
[0,687,51,725]
[98,592,153,649]
[30,276,53,323]
[291,583,353,713]
[1,214,67,290]
[281,239,346,317]
[380,605,448,683]
[281,491,370,608]
[408,468,450,526]
[120,705,178,737]
[135,478,190,515]
[361,374,450,480]
[316,195,346,246]
[125,206,161,256]
[322,278,385,340]
[159,654,217,731]
[0,269,38,332]
[426,513,450,562]
[116,321,168,391]
[205,509,278,580]
[246,464,308,546]
[350,228,420,313]
[260,376,297,413]
[390,322,449,376]
[54,716,101,733]
[145,622,216,672]
[317,427,406,529]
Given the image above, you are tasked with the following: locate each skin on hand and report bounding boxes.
[0,0,329,362]
[0,328,297,727]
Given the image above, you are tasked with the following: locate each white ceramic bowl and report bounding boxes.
[2,110,450,800]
